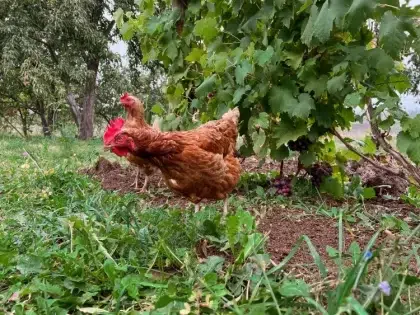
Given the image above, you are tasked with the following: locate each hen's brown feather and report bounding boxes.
[121,95,159,188]
[123,108,241,202]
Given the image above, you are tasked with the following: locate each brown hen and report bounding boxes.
[106,105,241,217]
[103,93,159,191]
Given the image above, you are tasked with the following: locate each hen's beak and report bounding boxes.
[103,145,111,152]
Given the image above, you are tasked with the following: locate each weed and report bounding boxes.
[1,135,420,314]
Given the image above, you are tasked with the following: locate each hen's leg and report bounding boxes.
[194,204,200,213]
[223,198,229,218]
[131,168,140,189]
[140,175,149,192]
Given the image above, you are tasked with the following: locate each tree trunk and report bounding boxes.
[40,115,51,136]
[79,59,99,140]
[47,109,54,133]
[66,91,81,128]
[36,100,51,137]
[17,109,29,137]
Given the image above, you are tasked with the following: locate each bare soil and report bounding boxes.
[346,155,408,196]
[259,208,377,266]
[82,156,418,276]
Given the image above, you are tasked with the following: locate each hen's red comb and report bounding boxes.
[103,117,125,145]
[120,92,130,102]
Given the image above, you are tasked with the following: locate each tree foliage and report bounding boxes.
[118,0,420,166]
[0,0,138,139]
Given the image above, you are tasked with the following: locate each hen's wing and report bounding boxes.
[192,108,239,156]
[124,108,239,158]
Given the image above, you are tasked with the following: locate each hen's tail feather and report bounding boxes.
[222,107,240,125]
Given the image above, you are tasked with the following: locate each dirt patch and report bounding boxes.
[82,157,419,279]
[82,156,417,217]
[81,156,297,196]
[365,199,419,218]
[241,156,298,175]
[81,157,162,194]
[346,156,408,197]
[258,205,420,281]
[258,208,382,273]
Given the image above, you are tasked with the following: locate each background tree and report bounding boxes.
[0,0,138,139]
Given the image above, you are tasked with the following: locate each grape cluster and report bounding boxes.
[307,162,333,187]
[287,137,312,152]
[207,92,215,99]
[271,176,292,196]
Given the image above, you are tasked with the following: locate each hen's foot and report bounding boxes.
[222,198,229,220]
[130,168,140,189]
[140,175,150,192]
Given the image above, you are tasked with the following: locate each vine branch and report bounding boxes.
[366,99,420,185]
[332,129,406,179]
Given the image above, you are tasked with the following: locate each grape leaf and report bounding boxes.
[155,295,174,308]
[344,92,362,108]
[389,74,411,93]
[305,75,328,97]
[297,93,316,118]
[185,48,205,62]
[252,130,267,155]
[211,52,229,72]
[320,177,344,199]
[274,0,286,9]
[345,0,375,33]
[165,42,178,61]
[396,131,411,154]
[313,1,334,43]
[254,46,274,66]
[367,48,394,74]
[299,151,316,167]
[301,3,319,45]
[269,85,298,115]
[113,8,124,28]
[407,143,420,165]
[342,149,361,161]
[273,120,308,147]
[194,17,218,42]
[235,60,253,85]
[362,136,376,155]
[196,75,217,97]
[151,104,164,115]
[270,145,290,161]
[231,0,244,14]
[362,187,376,199]
[283,50,304,70]
[120,22,134,40]
[297,0,314,15]
[145,16,161,34]
[249,112,270,130]
[378,116,395,130]
[327,73,346,94]
[379,11,405,59]
[400,115,420,138]
[233,86,249,104]
[332,61,349,74]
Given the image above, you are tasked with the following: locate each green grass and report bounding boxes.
[1,134,420,314]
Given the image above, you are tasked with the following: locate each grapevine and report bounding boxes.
[287,137,313,153]
[271,176,292,197]
[307,162,333,188]
[116,0,420,187]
